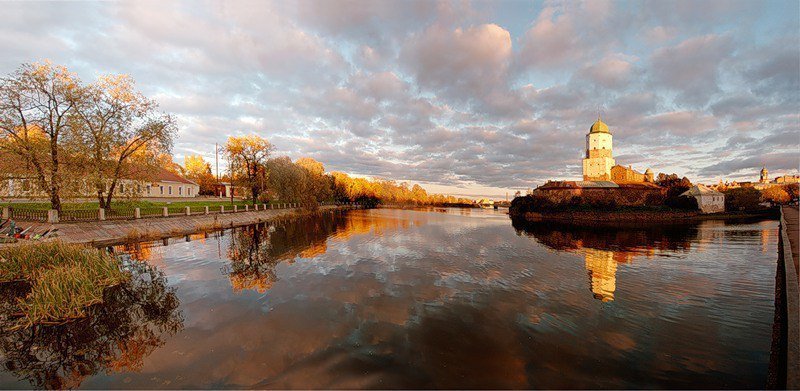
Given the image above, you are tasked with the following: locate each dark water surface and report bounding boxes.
[0,208,779,389]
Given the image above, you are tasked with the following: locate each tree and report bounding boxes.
[0,62,81,212]
[761,186,790,205]
[183,154,216,195]
[71,74,175,210]
[296,157,332,203]
[723,187,762,211]
[223,135,274,203]
[266,156,306,202]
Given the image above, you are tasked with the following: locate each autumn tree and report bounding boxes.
[296,157,333,203]
[223,135,274,203]
[266,156,306,202]
[761,186,791,205]
[0,62,82,212]
[70,74,175,210]
[183,154,216,195]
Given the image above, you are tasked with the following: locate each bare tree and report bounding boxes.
[70,74,175,210]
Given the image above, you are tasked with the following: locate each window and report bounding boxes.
[179,186,182,195]
[160,186,164,195]
[120,183,124,193]
[147,186,151,195]
[168,186,172,195]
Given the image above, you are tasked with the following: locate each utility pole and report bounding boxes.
[215,142,219,181]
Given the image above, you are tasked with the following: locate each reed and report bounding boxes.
[0,241,129,326]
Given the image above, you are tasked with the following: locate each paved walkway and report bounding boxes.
[780,205,799,389]
[783,205,798,280]
[2,205,351,247]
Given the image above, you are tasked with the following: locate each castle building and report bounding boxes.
[759,167,769,184]
[582,117,615,181]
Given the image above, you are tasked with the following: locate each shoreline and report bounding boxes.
[510,208,778,225]
[3,205,356,247]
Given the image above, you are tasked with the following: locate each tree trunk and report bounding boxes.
[104,181,117,211]
[97,189,107,210]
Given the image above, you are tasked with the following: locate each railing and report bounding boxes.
[8,207,48,222]
[60,209,101,222]
[2,201,363,223]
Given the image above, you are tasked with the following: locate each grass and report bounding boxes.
[0,199,280,210]
[0,241,129,327]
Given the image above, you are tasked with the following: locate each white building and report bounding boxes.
[582,117,616,181]
[1,167,199,200]
[681,185,725,214]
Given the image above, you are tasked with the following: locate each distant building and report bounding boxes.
[680,185,724,214]
[582,117,615,181]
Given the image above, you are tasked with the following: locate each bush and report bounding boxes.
[723,187,762,211]
[761,186,791,205]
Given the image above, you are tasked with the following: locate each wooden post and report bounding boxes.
[270,204,273,209]
[98,208,105,221]
[204,206,209,215]
[245,205,249,212]
[47,209,59,224]
[134,208,141,219]
[234,205,238,213]
[185,206,191,216]
[162,207,169,217]
[1,206,8,220]
[220,205,225,214]
[253,204,258,211]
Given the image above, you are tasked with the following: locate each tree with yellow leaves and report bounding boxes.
[223,135,274,203]
[0,62,82,212]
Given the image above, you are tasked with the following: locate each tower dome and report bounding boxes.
[589,117,610,133]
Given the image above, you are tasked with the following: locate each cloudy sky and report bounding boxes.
[2,0,798,198]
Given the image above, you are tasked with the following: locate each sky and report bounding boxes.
[1,0,798,198]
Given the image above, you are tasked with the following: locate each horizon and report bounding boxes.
[2,0,798,199]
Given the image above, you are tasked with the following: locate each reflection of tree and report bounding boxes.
[227,211,419,294]
[228,224,279,293]
[512,219,701,302]
[0,262,183,389]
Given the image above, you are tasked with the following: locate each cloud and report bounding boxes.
[649,34,734,106]
[0,0,797,194]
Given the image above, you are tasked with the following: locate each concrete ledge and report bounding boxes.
[780,207,799,389]
[51,205,354,247]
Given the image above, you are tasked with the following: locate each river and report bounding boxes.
[0,208,779,389]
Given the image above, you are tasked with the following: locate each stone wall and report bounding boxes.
[533,185,667,207]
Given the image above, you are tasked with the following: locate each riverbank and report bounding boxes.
[511,208,777,225]
[2,205,355,247]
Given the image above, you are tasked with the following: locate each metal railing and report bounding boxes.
[2,201,363,223]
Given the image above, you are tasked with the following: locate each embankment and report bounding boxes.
[511,209,777,225]
[15,205,355,247]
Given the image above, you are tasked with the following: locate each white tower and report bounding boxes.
[582,117,615,181]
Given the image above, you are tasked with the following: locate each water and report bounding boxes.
[0,208,779,389]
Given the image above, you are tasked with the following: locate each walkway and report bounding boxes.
[780,205,799,389]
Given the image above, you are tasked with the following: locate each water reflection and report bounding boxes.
[0,209,777,389]
[512,219,705,302]
[0,262,183,389]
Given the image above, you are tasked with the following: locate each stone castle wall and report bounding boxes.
[534,186,667,207]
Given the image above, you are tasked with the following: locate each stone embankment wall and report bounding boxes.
[519,210,699,223]
[534,187,666,207]
[28,205,355,247]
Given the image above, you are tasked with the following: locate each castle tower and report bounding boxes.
[760,166,769,183]
[582,117,615,181]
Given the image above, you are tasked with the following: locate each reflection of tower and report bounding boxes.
[584,248,617,302]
